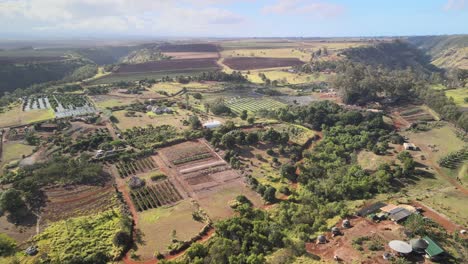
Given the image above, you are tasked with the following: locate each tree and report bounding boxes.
[112,231,132,248]
[263,186,276,203]
[281,164,297,182]
[247,117,255,125]
[245,132,259,145]
[189,115,202,129]
[192,93,202,100]
[221,133,236,149]
[0,189,28,221]
[240,110,248,120]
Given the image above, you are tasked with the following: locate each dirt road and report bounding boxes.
[412,201,464,233]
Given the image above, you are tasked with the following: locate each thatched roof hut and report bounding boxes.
[342,219,351,228]
[317,235,327,244]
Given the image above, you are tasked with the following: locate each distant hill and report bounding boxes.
[75,46,138,65]
[407,35,468,69]
[119,45,171,64]
[341,40,437,72]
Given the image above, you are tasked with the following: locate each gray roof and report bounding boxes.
[389,208,412,222]
[389,240,412,253]
[410,238,428,250]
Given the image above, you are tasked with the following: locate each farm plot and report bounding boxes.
[396,105,436,123]
[445,88,468,108]
[23,94,96,118]
[0,141,35,169]
[123,125,179,149]
[221,48,312,61]
[115,156,157,178]
[0,103,54,128]
[223,57,303,70]
[41,183,117,223]
[225,97,286,114]
[163,52,219,60]
[114,58,220,74]
[158,43,219,52]
[130,180,183,212]
[159,140,214,166]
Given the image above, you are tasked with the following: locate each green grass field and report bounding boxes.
[445,88,468,108]
[89,95,139,109]
[89,68,217,85]
[112,109,190,130]
[272,123,316,145]
[0,104,55,128]
[0,141,35,169]
[136,200,205,257]
[225,97,286,114]
[245,70,327,85]
[221,48,312,61]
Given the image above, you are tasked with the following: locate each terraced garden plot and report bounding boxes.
[225,97,286,114]
[130,180,183,212]
[160,140,214,164]
[115,157,158,178]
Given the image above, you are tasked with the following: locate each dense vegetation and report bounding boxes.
[33,209,132,263]
[333,41,468,130]
[0,59,87,96]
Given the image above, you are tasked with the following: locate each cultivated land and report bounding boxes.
[1,38,468,264]
[223,57,304,70]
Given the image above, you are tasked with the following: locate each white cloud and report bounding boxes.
[262,0,344,17]
[444,0,466,11]
[0,0,248,35]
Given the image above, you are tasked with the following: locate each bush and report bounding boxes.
[0,233,16,257]
[150,173,167,182]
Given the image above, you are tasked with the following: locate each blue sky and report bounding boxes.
[0,0,466,38]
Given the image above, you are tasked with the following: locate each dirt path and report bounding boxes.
[411,201,464,233]
[106,122,119,140]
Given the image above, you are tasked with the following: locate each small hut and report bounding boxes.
[342,219,351,228]
[331,227,341,237]
[410,238,429,254]
[316,235,327,244]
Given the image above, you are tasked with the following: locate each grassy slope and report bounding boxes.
[0,103,54,128]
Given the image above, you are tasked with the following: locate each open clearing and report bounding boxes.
[357,150,394,171]
[112,109,191,130]
[223,57,304,70]
[90,94,139,109]
[0,141,35,169]
[445,88,468,108]
[0,104,54,128]
[306,217,405,264]
[135,200,205,257]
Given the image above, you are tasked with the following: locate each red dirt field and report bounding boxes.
[115,59,220,73]
[223,57,304,70]
[163,52,219,60]
[41,183,116,222]
[306,217,406,264]
[0,56,66,63]
[158,44,219,52]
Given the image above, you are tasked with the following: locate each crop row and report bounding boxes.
[116,157,157,178]
[172,153,213,165]
[130,180,183,211]
[438,148,468,168]
[226,98,284,114]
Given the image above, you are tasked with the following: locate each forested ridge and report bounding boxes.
[334,40,468,130]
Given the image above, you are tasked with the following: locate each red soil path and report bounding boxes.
[411,201,464,233]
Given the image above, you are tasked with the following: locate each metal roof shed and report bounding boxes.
[423,236,444,259]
